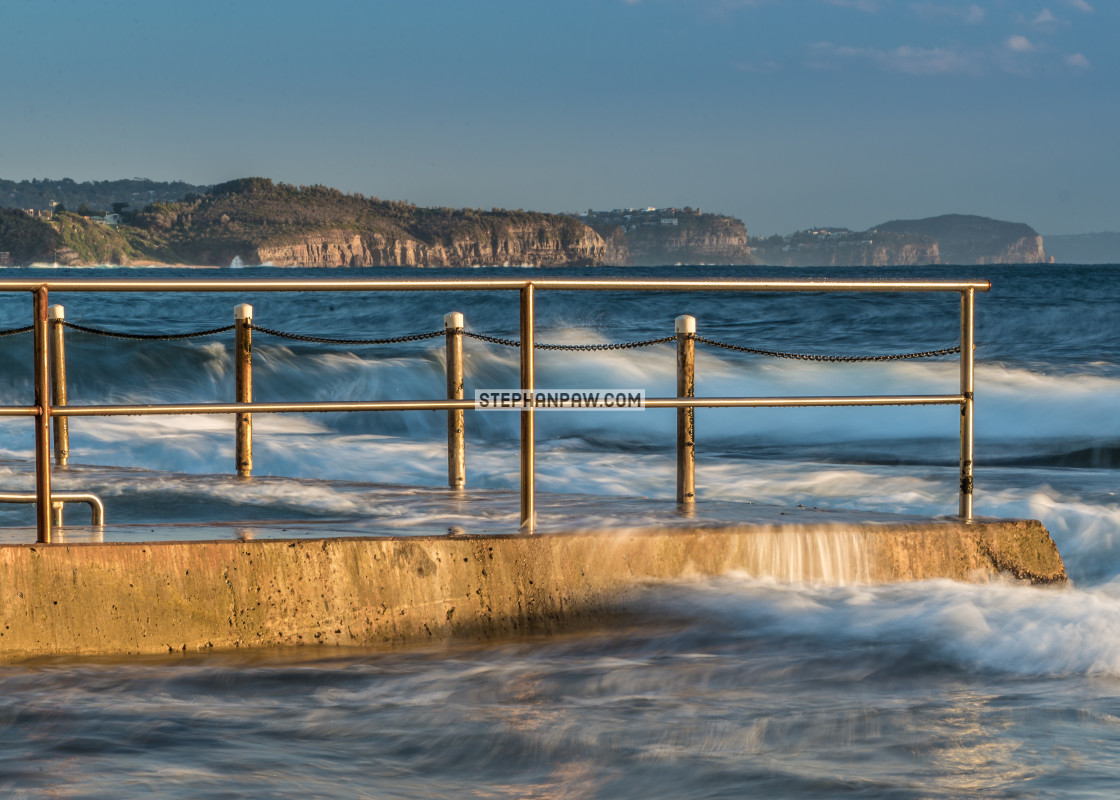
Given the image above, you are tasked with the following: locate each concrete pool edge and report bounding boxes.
[0,519,1065,658]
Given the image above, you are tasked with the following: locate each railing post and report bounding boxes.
[235,303,253,478]
[33,287,52,543]
[520,283,535,532]
[445,311,466,491]
[959,289,974,520]
[49,305,70,470]
[676,315,696,505]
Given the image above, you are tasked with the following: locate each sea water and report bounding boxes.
[0,263,1117,798]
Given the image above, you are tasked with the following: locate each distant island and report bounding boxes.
[750,215,1053,267]
[0,177,1092,268]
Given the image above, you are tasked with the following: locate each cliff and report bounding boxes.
[873,215,1051,265]
[582,208,752,266]
[753,231,939,267]
[138,179,608,267]
[752,215,1051,267]
[253,223,605,267]
[8,178,608,268]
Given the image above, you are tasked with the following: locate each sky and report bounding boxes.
[1,0,1116,235]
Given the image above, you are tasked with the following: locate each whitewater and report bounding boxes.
[0,262,1116,798]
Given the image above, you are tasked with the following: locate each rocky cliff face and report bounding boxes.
[971,234,1048,265]
[624,225,752,266]
[752,236,939,267]
[874,215,1052,264]
[753,215,1051,267]
[583,210,752,266]
[598,227,631,266]
[868,240,940,266]
[253,223,607,267]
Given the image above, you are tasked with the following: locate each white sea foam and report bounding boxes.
[665,576,1120,677]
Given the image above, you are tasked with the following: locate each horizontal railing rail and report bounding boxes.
[29,395,966,417]
[0,279,991,292]
[0,278,987,543]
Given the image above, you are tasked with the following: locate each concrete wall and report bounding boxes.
[0,519,1065,659]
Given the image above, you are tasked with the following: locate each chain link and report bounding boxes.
[692,335,960,362]
[61,321,236,340]
[460,330,676,351]
[250,324,446,346]
[0,325,34,337]
[43,320,959,361]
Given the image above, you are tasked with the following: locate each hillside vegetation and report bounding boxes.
[752,215,1051,266]
[131,178,594,265]
[0,208,63,263]
[0,178,605,267]
[581,207,752,265]
[1,178,206,213]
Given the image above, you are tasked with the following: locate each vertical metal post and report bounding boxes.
[520,283,535,532]
[235,303,253,478]
[959,289,974,520]
[33,287,52,544]
[445,311,466,490]
[676,315,696,505]
[49,305,69,470]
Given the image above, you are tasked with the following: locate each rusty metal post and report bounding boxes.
[49,305,69,469]
[33,287,52,543]
[235,303,253,478]
[520,283,535,532]
[445,311,466,490]
[959,289,974,520]
[676,315,696,505]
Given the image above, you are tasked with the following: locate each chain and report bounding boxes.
[249,324,446,346]
[43,320,958,361]
[0,325,34,337]
[461,330,676,351]
[61,321,236,340]
[693,335,960,362]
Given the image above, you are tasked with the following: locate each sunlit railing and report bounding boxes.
[0,278,987,542]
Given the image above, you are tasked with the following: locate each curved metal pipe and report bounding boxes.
[0,492,105,526]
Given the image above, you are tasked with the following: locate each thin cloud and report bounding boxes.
[965,4,986,23]
[1065,0,1093,12]
[910,3,986,25]
[809,41,982,75]
[822,0,882,11]
[808,37,1080,77]
[1030,8,1071,29]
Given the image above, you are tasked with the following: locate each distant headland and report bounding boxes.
[750,215,1053,267]
[0,176,1084,268]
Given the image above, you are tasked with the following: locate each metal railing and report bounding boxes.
[0,278,988,543]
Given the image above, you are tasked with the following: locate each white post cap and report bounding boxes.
[48,304,65,320]
[675,314,696,334]
[235,303,253,320]
[444,311,464,328]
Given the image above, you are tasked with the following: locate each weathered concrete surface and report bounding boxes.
[0,519,1065,658]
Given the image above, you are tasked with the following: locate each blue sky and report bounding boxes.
[1,0,1115,234]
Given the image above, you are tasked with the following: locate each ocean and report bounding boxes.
[0,262,1117,798]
